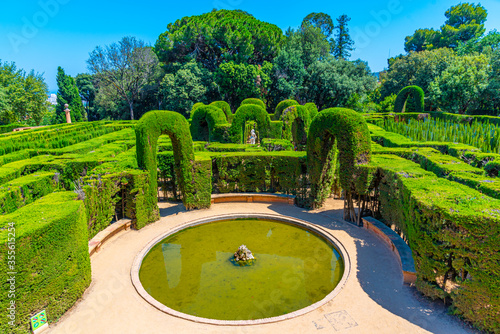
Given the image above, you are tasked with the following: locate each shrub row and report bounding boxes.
[0,192,91,334]
[368,154,500,332]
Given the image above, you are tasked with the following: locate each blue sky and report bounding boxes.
[1,0,499,93]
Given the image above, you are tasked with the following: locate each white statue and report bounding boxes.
[249,129,256,145]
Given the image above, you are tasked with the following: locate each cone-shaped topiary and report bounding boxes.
[307,108,371,211]
[190,105,227,142]
[230,104,271,143]
[394,85,424,113]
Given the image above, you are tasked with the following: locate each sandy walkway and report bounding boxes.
[47,199,479,334]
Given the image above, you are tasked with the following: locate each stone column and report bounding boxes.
[64,104,72,124]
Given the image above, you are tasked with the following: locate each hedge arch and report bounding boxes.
[307,108,371,221]
[241,98,266,110]
[210,101,232,121]
[230,104,271,143]
[190,105,227,142]
[136,110,201,211]
[190,102,205,118]
[274,99,299,120]
[394,85,424,113]
[281,105,319,143]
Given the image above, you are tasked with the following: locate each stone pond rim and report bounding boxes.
[130,213,352,326]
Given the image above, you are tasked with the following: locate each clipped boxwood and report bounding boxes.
[190,105,227,142]
[240,98,266,110]
[210,101,232,122]
[307,108,372,209]
[394,85,424,113]
[274,99,300,120]
[230,105,271,144]
[0,192,91,333]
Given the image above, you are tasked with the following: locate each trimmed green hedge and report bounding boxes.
[230,105,271,144]
[281,105,318,144]
[210,101,232,122]
[262,139,294,151]
[307,108,372,209]
[370,154,500,332]
[190,105,227,142]
[0,192,91,334]
[0,123,28,134]
[394,85,425,113]
[274,99,299,120]
[136,110,209,211]
[240,98,266,110]
[0,172,57,215]
[269,121,283,139]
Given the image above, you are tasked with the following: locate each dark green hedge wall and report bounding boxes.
[394,85,425,113]
[0,192,91,334]
[230,105,271,144]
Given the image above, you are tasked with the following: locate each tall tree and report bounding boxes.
[87,37,160,120]
[0,60,49,125]
[333,15,355,59]
[154,9,284,71]
[302,12,335,37]
[404,3,487,51]
[55,67,84,123]
[76,73,97,121]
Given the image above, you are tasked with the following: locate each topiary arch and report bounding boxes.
[230,104,271,143]
[136,110,204,211]
[190,105,227,142]
[274,99,299,120]
[307,108,372,222]
[394,85,424,113]
[210,101,232,121]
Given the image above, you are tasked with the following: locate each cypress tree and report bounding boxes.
[56,66,85,123]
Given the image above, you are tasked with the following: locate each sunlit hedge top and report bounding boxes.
[241,98,266,110]
[210,101,232,121]
[190,105,227,141]
[275,99,299,120]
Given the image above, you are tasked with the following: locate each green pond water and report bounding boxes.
[139,219,344,320]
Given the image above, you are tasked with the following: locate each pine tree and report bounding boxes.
[55,66,85,123]
[333,15,355,60]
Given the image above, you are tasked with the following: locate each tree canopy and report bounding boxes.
[154,9,285,71]
[55,66,85,123]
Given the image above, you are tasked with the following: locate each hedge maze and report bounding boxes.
[1,95,499,332]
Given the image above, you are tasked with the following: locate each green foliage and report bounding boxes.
[404,3,487,51]
[56,66,85,123]
[190,105,227,142]
[0,172,57,215]
[0,192,91,333]
[332,14,355,59]
[230,105,271,144]
[274,99,299,120]
[307,108,371,208]
[281,105,317,145]
[302,12,334,37]
[210,101,232,121]
[160,61,218,116]
[371,154,500,333]
[0,123,27,134]
[154,9,284,71]
[75,73,97,121]
[429,54,489,114]
[304,58,377,110]
[262,139,294,151]
[215,61,272,110]
[136,110,209,211]
[269,121,283,139]
[394,86,425,113]
[0,60,49,126]
[240,98,266,110]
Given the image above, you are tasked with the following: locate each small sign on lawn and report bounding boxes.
[30,310,48,334]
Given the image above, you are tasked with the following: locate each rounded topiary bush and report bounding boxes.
[275,99,300,120]
[190,105,227,142]
[230,104,271,143]
[241,98,266,110]
[190,102,205,118]
[394,85,424,113]
[210,101,232,121]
